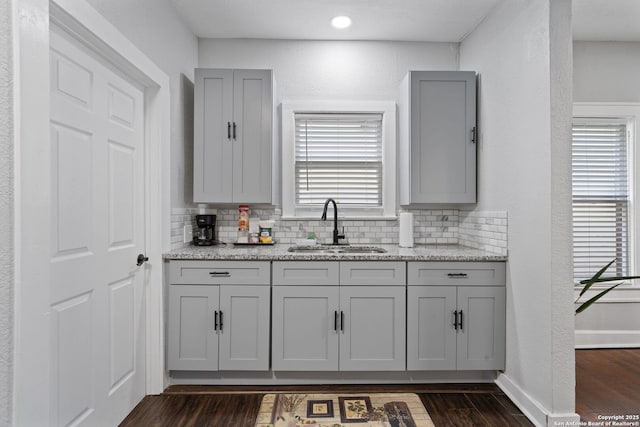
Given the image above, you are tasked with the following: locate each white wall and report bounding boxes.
[198,39,459,102]
[573,41,640,347]
[460,0,576,425]
[85,0,198,208]
[0,0,13,424]
[574,42,640,102]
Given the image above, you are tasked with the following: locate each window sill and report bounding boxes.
[574,286,640,304]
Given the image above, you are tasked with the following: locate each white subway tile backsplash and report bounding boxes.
[170,206,508,254]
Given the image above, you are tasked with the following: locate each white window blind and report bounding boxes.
[295,113,383,206]
[572,119,629,280]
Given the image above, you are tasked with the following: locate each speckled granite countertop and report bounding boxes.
[163,243,507,262]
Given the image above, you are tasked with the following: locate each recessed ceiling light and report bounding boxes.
[331,16,352,29]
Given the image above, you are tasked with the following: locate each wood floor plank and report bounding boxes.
[491,393,535,427]
[576,348,640,422]
[465,393,534,427]
[120,394,263,427]
[419,393,489,427]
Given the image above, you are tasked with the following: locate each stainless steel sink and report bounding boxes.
[337,246,387,254]
[287,245,387,254]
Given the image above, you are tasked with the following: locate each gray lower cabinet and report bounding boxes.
[271,285,339,371]
[271,261,406,371]
[407,262,506,371]
[338,286,406,371]
[167,261,270,371]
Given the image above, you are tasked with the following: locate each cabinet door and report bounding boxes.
[193,68,234,203]
[272,286,339,371]
[167,285,219,371]
[456,286,505,370]
[218,286,270,371]
[339,287,406,371]
[232,69,272,203]
[407,286,457,370]
[409,71,476,203]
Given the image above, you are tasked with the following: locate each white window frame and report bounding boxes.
[281,100,397,219]
[573,102,640,292]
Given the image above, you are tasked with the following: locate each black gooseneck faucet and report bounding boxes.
[321,198,345,245]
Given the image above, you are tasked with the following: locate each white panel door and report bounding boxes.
[50,27,146,427]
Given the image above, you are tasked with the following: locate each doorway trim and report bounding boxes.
[14,0,169,424]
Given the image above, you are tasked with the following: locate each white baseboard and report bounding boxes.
[495,373,579,427]
[575,330,640,348]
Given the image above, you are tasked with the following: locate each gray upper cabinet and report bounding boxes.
[193,69,273,204]
[399,71,477,204]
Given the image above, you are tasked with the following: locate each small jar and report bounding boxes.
[237,229,249,244]
[259,220,275,243]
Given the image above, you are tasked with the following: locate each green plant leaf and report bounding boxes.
[575,282,623,314]
[580,275,640,284]
[578,259,616,297]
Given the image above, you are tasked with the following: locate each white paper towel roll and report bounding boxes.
[399,212,414,248]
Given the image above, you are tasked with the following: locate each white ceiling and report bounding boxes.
[169,0,503,42]
[170,0,640,43]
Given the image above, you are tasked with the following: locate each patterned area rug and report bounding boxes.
[255,393,435,427]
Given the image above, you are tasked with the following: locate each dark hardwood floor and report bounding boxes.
[576,348,640,422]
[120,349,640,426]
[120,383,533,427]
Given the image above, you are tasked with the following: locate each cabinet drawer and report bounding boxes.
[169,260,270,285]
[272,261,339,286]
[340,262,406,286]
[408,262,505,286]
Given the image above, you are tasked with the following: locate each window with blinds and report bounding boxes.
[295,113,383,206]
[572,119,630,281]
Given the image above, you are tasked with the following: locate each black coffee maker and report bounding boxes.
[193,214,216,246]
